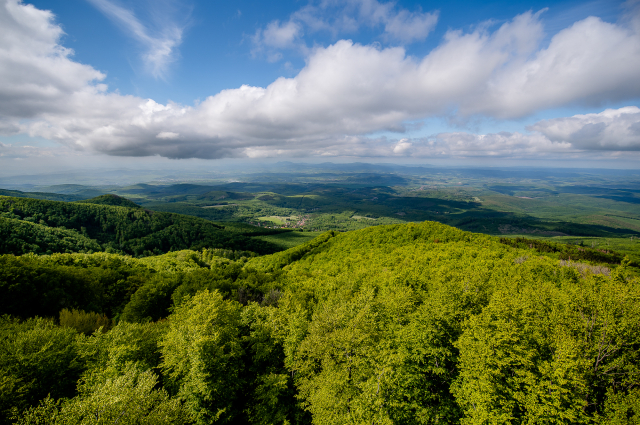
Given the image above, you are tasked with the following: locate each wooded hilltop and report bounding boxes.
[0,195,638,424]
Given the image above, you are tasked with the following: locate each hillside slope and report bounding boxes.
[2,221,638,424]
[244,222,639,423]
[0,196,282,256]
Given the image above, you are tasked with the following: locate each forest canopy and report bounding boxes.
[0,195,285,257]
[1,219,639,424]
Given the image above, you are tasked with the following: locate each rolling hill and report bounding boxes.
[2,220,638,423]
[0,195,285,256]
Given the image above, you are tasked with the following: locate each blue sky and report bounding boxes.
[0,0,639,174]
[25,0,621,103]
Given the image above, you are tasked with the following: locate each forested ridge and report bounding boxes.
[1,218,639,424]
[0,195,283,256]
[77,194,143,209]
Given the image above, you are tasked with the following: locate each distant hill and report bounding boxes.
[28,184,107,198]
[0,216,102,255]
[78,194,141,208]
[0,188,85,202]
[0,195,285,256]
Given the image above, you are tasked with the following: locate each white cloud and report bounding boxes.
[86,0,188,79]
[253,0,438,58]
[232,131,576,160]
[0,0,107,133]
[262,20,303,49]
[471,15,640,118]
[393,138,412,154]
[251,19,305,61]
[156,131,180,139]
[529,106,640,150]
[1,0,640,161]
[427,131,572,157]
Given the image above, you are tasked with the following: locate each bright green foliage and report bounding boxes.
[452,265,640,424]
[122,256,276,323]
[59,309,111,335]
[138,250,211,272]
[3,220,640,423]
[453,283,590,424]
[254,231,325,250]
[15,365,192,425]
[0,317,81,424]
[248,231,338,272]
[76,321,168,388]
[387,254,496,423]
[274,224,498,424]
[260,222,640,424]
[599,387,640,424]
[294,284,414,424]
[161,290,245,424]
[241,303,306,425]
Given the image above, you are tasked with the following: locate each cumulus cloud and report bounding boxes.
[86,0,188,79]
[2,0,640,160]
[529,106,640,150]
[475,16,640,117]
[388,108,640,159]
[0,0,106,118]
[393,138,412,154]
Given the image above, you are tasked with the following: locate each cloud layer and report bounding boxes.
[529,106,640,151]
[1,0,640,160]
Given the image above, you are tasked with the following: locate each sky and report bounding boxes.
[0,0,640,176]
